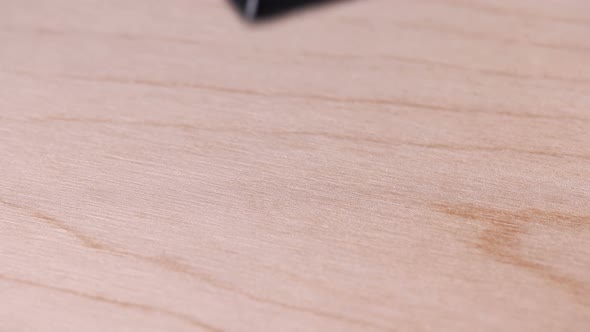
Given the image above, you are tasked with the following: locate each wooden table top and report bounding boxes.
[1,1,589,331]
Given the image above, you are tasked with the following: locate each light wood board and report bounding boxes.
[1,0,589,331]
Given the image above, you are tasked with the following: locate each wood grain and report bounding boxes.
[1,0,589,331]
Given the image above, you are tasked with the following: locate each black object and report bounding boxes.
[230,0,338,20]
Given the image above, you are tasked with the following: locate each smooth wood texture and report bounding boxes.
[1,1,590,331]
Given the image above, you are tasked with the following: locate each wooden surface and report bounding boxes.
[1,0,590,331]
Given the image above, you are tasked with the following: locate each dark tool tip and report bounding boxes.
[230,0,342,21]
[231,0,261,20]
